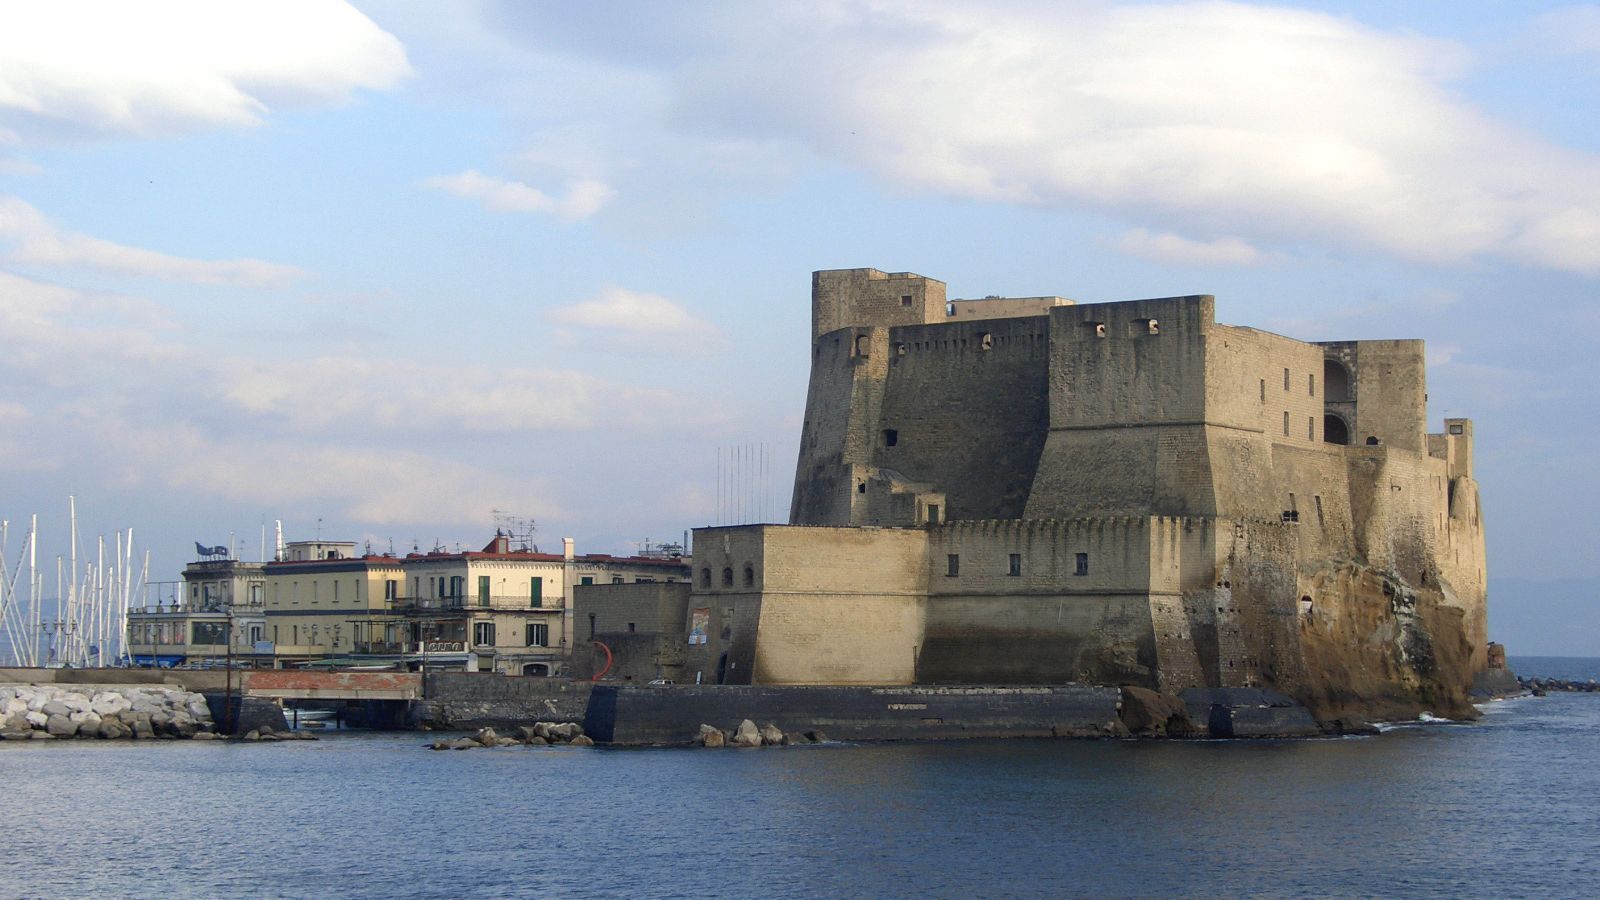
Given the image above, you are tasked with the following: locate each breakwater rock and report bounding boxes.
[1519,677,1599,696]
[429,722,593,750]
[0,683,216,740]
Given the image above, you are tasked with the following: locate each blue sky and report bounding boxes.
[2,1,1597,651]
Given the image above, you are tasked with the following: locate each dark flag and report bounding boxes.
[195,542,228,557]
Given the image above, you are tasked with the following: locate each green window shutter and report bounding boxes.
[531,577,542,607]
[478,575,490,606]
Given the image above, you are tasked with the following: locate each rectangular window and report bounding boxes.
[1008,553,1022,577]
[1308,417,1315,440]
[526,623,548,647]
[1309,373,1316,396]
[927,504,940,524]
[384,579,398,600]
[530,577,543,607]
[1259,379,1265,402]
[473,621,495,646]
[900,294,913,307]
[1283,368,1290,390]
[1074,553,1089,576]
[947,554,960,577]
[1283,411,1290,435]
[627,622,636,633]
[884,428,898,447]
[580,576,594,585]
[333,580,339,603]
[1314,495,1325,526]
[478,575,491,607]
[612,576,624,584]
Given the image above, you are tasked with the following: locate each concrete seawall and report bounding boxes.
[582,684,1123,745]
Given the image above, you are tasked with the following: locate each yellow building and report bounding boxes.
[262,540,404,666]
[258,536,690,674]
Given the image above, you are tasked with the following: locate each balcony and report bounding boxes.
[352,640,467,655]
[383,595,565,614]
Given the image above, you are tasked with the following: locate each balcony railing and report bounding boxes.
[352,640,467,654]
[384,595,565,614]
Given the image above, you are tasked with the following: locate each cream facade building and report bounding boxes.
[258,536,689,674]
[126,557,266,667]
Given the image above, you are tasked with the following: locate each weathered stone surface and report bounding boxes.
[527,736,548,746]
[41,700,71,717]
[698,725,725,748]
[571,735,595,746]
[45,714,77,737]
[474,727,501,746]
[759,723,785,746]
[731,719,763,748]
[191,731,218,741]
[1119,686,1199,738]
[24,711,48,729]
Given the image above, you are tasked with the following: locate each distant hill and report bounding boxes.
[1488,577,1600,657]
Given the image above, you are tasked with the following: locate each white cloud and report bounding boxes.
[1111,228,1268,266]
[104,419,559,526]
[0,1,411,140]
[420,170,615,219]
[215,356,684,433]
[547,286,722,343]
[467,0,1600,274]
[0,195,304,285]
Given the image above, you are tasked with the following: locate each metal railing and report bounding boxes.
[383,595,565,613]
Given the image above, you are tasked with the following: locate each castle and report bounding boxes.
[591,268,1488,721]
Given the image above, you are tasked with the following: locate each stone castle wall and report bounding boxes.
[688,268,1488,721]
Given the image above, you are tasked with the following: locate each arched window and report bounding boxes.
[700,568,711,589]
[743,565,754,587]
[1324,359,1351,402]
[721,567,733,588]
[1366,436,1380,446]
[1323,414,1350,445]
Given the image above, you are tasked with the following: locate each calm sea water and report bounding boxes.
[4,660,1598,899]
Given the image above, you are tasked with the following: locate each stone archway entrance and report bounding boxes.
[1324,414,1350,445]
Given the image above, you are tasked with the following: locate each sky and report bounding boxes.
[1,1,1597,652]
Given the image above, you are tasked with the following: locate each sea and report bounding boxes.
[3,656,1597,899]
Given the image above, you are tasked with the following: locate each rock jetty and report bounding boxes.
[1,684,216,740]
[429,721,594,750]
[694,720,825,748]
[1519,676,1599,696]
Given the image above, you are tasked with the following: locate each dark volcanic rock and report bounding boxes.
[1118,686,1199,737]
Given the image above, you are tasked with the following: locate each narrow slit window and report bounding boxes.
[1008,553,1022,577]
[1074,553,1089,576]
[947,554,960,577]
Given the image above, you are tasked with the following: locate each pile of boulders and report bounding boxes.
[0,684,215,741]
[695,719,826,748]
[238,725,316,742]
[429,721,594,750]
[1519,677,1599,696]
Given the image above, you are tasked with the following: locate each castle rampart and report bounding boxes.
[678,268,1488,723]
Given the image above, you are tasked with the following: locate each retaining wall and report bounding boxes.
[582,683,1122,745]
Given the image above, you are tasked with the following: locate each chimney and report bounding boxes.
[562,537,575,561]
